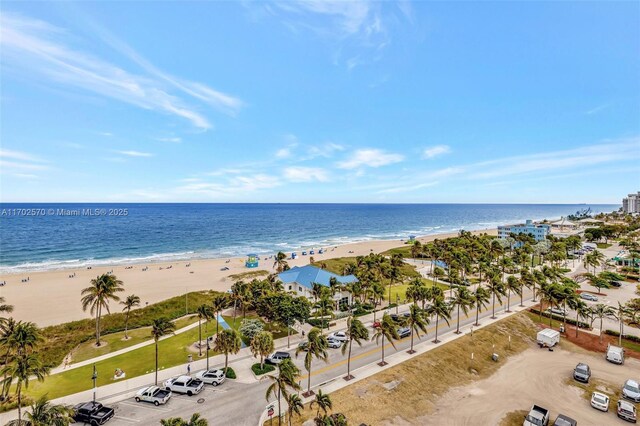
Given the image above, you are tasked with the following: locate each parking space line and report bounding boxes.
[113,415,140,423]
[118,401,172,412]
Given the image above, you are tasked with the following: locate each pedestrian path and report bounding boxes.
[217,314,247,348]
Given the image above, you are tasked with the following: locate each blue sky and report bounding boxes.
[1,1,638,203]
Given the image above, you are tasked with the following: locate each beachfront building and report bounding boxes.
[497,220,550,245]
[277,265,357,310]
[622,192,640,214]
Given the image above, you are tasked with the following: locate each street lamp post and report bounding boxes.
[206,339,211,371]
[91,364,97,403]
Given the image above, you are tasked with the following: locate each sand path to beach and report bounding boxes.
[0,230,495,327]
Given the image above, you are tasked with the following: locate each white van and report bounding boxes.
[537,329,560,348]
[606,344,624,365]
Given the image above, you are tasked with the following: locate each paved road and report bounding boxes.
[87,290,534,426]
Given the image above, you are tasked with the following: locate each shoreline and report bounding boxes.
[0,229,496,327]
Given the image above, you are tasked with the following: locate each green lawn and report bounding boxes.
[383,279,446,303]
[25,322,218,400]
[596,243,612,249]
[72,316,201,364]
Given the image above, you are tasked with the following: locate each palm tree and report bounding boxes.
[590,303,616,343]
[8,396,75,426]
[296,327,328,397]
[264,358,301,426]
[314,295,334,334]
[195,304,214,356]
[387,253,404,308]
[286,393,304,426]
[214,328,241,374]
[571,301,591,338]
[10,321,42,356]
[211,293,229,337]
[538,282,561,326]
[427,296,452,344]
[451,286,472,334]
[471,286,490,326]
[311,389,332,420]
[120,294,140,340]
[0,297,14,322]
[504,276,522,313]
[160,413,208,426]
[486,275,505,319]
[273,251,289,273]
[251,331,274,370]
[342,316,369,380]
[1,354,49,424]
[151,317,175,385]
[406,304,429,353]
[578,273,610,294]
[80,274,124,346]
[372,313,399,366]
[614,302,632,347]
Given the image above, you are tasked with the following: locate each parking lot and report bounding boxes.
[424,343,640,425]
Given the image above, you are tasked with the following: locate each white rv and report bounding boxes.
[536,329,560,348]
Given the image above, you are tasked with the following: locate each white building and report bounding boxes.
[622,192,640,214]
[277,265,357,310]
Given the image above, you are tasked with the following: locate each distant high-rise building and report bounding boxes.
[622,192,640,214]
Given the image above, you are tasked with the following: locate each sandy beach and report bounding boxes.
[0,229,496,327]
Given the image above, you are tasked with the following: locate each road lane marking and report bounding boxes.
[118,401,172,412]
[113,415,140,423]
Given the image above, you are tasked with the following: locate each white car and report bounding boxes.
[591,391,610,412]
[135,386,171,406]
[547,307,566,316]
[163,375,204,396]
[328,331,348,342]
[326,338,342,349]
[580,293,598,302]
[622,379,640,403]
[195,369,225,386]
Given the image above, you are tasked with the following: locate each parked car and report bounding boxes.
[397,327,411,338]
[523,404,550,426]
[328,331,348,342]
[617,399,638,423]
[163,375,204,396]
[580,293,598,301]
[606,344,625,365]
[573,363,591,383]
[297,341,309,351]
[327,338,342,349]
[591,391,610,412]
[610,281,623,288]
[135,386,171,406]
[195,368,225,386]
[265,351,291,365]
[72,401,115,425]
[547,307,566,316]
[622,379,640,403]
[552,414,577,426]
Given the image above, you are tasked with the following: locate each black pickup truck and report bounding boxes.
[72,401,115,425]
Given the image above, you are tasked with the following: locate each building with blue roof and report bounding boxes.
[277,265,358,310]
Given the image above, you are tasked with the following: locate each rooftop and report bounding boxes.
[278,265,358,289]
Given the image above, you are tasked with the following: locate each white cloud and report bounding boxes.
[0,13,243,129]
[0,149,48,175]
[0,149,45,163]
[306,142,345,159]
[115,150,154,158]
[585,103,610,115]
[422,145,451,159]
[276,148,293,159]
[179,173,281,197]
[156,137,182,143]
[283,166,330,182]
[337,148,403,169]
[377,181,438,194]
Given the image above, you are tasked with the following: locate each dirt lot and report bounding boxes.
[424,342,639,425]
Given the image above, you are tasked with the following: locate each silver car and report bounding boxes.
[623,379,640,403]
[327,338,342,349]
[580,293,598,302]
[195,369,225,386]
[573,363,590,383]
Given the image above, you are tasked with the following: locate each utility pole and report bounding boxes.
[91,364,97,402]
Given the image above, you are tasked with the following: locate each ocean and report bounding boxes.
[0,203,617,273]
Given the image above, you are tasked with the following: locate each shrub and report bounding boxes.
[251,363,275,376]
[604,330,640,343]
[528,308,590,329]
[307,318,330,328]
[224,367,236,379]
[239,319,264,341]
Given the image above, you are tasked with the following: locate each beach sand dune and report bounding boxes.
[0,230,495,327]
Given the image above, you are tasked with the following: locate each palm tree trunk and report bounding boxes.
[506,290,511,313]
[277,387,282,426]
[456,305,461,333]
[307,367,312,395]
[599,318,603,343]
[491,293,496,319]
[198,318,203,357]
[17,385,21,424]
[520,290,524,308]
[475,303,480,326]
[96,304,102,346]
[287,325,291,349]
[575,312,580,338]
[434,314,440,343]
[124,312,130,340]
[216,311,220,336]
[346,339,353,379]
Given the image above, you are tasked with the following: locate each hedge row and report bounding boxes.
[604,330,640,344]
[529,308,590,329]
